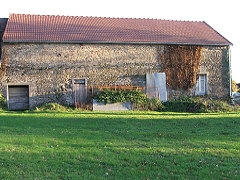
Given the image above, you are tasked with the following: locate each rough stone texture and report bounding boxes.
[0,43,230,108]
[166,46,230,99]
[1,43,161,108]
[200,46,230,97]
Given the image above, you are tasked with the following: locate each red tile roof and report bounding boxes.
[2,14,232,45]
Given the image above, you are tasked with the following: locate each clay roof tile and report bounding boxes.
[2,14,232,45]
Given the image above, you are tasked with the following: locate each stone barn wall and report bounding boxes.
[0,43,230,108]
[167,46,230,99]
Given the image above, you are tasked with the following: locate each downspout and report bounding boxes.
[228,45,232,97]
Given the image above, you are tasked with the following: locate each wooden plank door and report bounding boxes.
[73,79,87,106]
[8,86,29,110]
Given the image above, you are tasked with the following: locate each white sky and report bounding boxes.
[1,0,239,82]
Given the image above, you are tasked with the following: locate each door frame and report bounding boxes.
[71,78,88,106]
[6,83,32,110]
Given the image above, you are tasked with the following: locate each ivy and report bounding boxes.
[159,45,202,90]
[96,89,145,104]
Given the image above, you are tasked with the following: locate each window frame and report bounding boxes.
[196,74,207,95]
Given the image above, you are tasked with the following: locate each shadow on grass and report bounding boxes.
[2,110,240,117]
[1,111,240,179]
[1,111,240,147]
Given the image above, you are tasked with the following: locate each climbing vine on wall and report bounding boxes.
[159,45,203,90]
[0,48,7,80]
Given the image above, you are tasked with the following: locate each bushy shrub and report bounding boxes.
[35,103,68,112]
[96,89,146,104]
[163,96,206,113]
[32,95,236,113]
[134,97,165,111]
[0,93,7,110]
[96,89,164,111]
[163,96,236,113]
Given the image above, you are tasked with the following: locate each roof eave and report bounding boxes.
[203,21,233,46]
[2,40,232,46]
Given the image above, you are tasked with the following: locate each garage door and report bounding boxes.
[8,85,29,110]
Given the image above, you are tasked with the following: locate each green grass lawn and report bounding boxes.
[0,111,240,179]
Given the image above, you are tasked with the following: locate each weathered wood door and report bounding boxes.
[8,85,29,110]
[73,79,87,106]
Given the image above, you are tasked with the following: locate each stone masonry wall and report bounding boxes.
[199,46,230,97]
[167,46,230,99]
[1,43,161,108]
[0,43,230,108]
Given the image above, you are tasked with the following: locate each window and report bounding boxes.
[196,74,207,95]
[73,79,87,85]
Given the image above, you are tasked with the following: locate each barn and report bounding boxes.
[0,14,232,110]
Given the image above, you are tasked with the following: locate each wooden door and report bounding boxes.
[8,86,29,110]
[73,79,87,106]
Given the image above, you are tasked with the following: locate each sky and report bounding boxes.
[1,0,239,82]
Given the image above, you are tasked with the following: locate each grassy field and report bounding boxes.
[0,111,239,179]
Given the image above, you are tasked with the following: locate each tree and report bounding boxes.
[232,80,239,93]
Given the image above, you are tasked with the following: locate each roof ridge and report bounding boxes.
[9,13,203,23]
